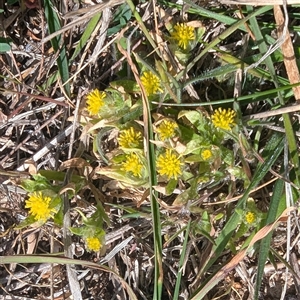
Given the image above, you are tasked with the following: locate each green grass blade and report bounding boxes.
[183,5,273,75]
[69,13,102,63]
[197,134,285,285]
[218,52,289,85]
[247,6,300,186]
[126,0,161,58]
[153,82,300,107]
[173,220,191,300]
[125,1,164,295]
[44,0,70,97]
[254,178,285,300]
[140,64,163,299]
[147,117,163,299]
[159,0,245,31]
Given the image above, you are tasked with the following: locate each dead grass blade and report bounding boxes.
[274,5,300,102]
[41,0,125,44]
[0,255,138,300]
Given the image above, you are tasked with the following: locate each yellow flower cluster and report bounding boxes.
[86,89,106,115]
[245,212,256,224]
[85,236,102,252]
[118,127,142,148]
[211,108,236,130]
[140,71,163,96]
[171,23,195,49]
[156,120,178,141]
[201,149,212,161]
[157,149,183,180]
[25,192,57,222]
[121,153,143,177]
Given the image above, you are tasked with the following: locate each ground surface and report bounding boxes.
[1,0,300,299]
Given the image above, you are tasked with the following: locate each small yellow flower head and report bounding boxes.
[85,236,102,252]
[157,149,183,180]
[25,192,57,222]
[201,149,212,160]
[171,23,195,50]
[140,71,163,96]
[211,108,236,130]
[121,153,143,177]
[86,89,106,115]
[118,127,142,148]
[156,120,178,141]
[245,212,256,224]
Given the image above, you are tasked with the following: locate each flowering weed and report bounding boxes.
[171,23,195,50]
[25,191,58,222]
[86,89,106,116]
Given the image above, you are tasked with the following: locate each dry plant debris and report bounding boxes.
[0,0,300,299]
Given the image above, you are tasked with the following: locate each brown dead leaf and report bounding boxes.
[59,183,76,194]
[59,157,90,171]
[26,232,37,254]
[274,5,300,102]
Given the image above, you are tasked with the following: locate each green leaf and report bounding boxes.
[7,0,18,5]
[44,0,70,96]
[0,37,12,53]
[69,13,102,63]
[38,170,86,192]
[98,166,148,187]
[109,80,140,93]
[107,3,132,36]
[183,138,204,156]
[165,178,178,195]
[15,215,42,229]
[21,174,52,192]
[69,226,86,236]
[53,204,64,226]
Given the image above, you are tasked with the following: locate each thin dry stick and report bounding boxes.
[246,103,300,119]
[204,177,278,205]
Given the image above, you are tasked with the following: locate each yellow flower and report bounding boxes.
[118,127,142,148]
[85,236,102,252]
[156,120,178,141]
[86,89,106,115]
[211,108,236,130]
[140,71,163,96]
[171,23,195,49]
[201,149,212,160]
[25,192,57,222]
[157,149,183,180]
[245,212,256,224]
[121,153,143,177]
